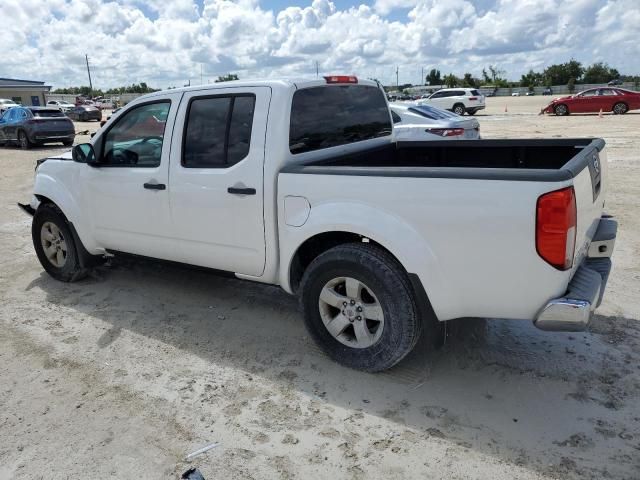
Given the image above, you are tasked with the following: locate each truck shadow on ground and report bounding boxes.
[27,256,640,479]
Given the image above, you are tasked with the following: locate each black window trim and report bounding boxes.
[181,93,256,169]
[98,98,172,169]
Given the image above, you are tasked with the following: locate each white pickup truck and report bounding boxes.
[20,76,617,372]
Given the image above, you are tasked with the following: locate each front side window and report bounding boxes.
[102,101,170,167]
[183,94,256,168]
[289,85,391,154]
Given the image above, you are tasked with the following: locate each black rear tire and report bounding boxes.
[32,203,88,282]
[18,130,32,150]
[300,243,423,372]
[452,104,466,115]
[613,102,628,115]
[467,109,478,115]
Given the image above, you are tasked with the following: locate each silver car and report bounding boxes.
[390,103,480,141]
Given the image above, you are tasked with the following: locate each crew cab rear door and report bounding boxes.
[168,86,270,276]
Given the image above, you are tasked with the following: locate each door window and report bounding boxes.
[182,94,256,168]
[101,101,170,167]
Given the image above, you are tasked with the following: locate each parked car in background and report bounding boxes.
[417,88,485,115]
[67,105,102,122]
[541,88,640,116]
[0,107,74,149]
[46,100,75,113]
[511,92,521,97]
[390,103,480,141]
[542,87,553,95]
[0,98,19,115]
[607,79,623,86]
[94,98,114,110]
[526,91,535,96]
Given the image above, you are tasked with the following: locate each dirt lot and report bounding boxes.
[1,98,639,479]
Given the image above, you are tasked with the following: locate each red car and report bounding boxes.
[541,88,640,116]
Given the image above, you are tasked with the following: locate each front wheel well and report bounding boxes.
[289,232,400,294]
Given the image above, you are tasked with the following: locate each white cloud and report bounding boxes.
[0,0,637,89]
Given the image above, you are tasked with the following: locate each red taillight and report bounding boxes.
[425,128,465,137]
[468,96,478,100]
[324,75,358,84]
[536,187,577,270]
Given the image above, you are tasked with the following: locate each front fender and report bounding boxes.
[33,165,99,253]
[278,200,452,320]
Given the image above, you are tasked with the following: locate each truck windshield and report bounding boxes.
[289,85,391,154]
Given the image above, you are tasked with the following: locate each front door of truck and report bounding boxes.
[80,93,183,260]
[169,86,270,276]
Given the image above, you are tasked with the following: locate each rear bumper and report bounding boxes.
[33,134,75,141]
[534,216,617,331]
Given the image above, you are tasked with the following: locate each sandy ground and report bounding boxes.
[1,98,639,479]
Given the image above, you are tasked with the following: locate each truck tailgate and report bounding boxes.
[568,144,607,272]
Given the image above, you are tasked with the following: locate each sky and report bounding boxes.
[1,0,639,89]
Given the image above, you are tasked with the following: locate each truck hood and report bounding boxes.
[36,150,73,169]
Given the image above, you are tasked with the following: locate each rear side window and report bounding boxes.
[452,90,465,96]
[470,90,481,96]
[391,110,402,123]
[289,85,391,154]
[31,109,65,118]
[183,95,255,168]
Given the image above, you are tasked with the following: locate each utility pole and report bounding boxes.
[421,67,424,86]
[396,66,399,90]
[200,64,203,85]
[315,61,319,78]
[85,54,93,92]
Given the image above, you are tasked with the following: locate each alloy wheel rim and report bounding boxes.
[318,276,384,349]
[40,221,68,268]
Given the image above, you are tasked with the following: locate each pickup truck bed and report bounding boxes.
[283,138,603,182]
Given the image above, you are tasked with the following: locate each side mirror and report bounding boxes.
[72,143,98,166]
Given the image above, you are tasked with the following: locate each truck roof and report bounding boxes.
[139,77,380,100]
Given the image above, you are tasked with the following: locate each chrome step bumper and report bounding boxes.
[534,216,616,332]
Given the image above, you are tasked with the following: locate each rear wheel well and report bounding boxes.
[289,232,399,294]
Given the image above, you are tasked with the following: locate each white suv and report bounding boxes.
[417,88,485,115]
[46,100,75,113]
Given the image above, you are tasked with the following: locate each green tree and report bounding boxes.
[582,62,620,84]
[443,73,458,88]
[462,73,480,88]
[567,77,576,94]
[543,59,584,85]
[520,69,543,88]
[426,69,441,85]
[215,74,239,82]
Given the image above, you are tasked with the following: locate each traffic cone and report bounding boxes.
[504,105,508,113]
[598,108,603,118]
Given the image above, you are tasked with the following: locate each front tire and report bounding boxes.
[63,140,74,147]
[300,243,422,372]
[32,203,88,282]
[554,104,569,116]
[613,102,628,115]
